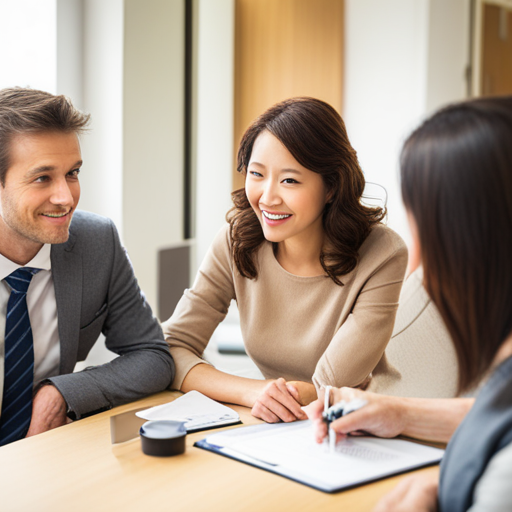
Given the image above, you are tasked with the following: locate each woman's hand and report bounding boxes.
[373,473,439,512]
[251,378,309,423]
[304,386,406,443]
[286,381,318,406]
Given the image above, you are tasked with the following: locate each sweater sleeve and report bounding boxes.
[312,232,408,389]
[162,225,236,389]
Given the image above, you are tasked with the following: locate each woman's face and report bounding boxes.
[245,130,329,245]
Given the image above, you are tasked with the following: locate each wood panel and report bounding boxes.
[234,0,344,190]
[481,4,512,96]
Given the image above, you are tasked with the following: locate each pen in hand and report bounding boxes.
[323,386,336,454]
[322,387,368,454]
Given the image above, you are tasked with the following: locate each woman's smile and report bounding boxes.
[261,209,293,225]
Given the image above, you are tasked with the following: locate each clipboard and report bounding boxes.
[195,420,444,493]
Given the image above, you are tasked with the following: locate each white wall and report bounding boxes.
[343,0,430,244]
[56,0,84,108]
[194,0,235,271]
[0,0,57,91]
[56,0,185,312]
[343,0,470,245]
[66,1,185,367]
[123,0,185,313]
[78,0,124,232]
[426,0,470,112]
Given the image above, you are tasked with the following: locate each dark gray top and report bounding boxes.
[439,355,512,512]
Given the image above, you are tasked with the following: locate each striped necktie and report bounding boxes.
[0,267,40,446]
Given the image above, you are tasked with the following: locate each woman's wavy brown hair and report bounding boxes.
[227,97,385,285]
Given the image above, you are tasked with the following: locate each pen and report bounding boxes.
[322,392,368,454]
[323,386,336,453]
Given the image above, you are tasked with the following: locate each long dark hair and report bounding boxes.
[401,96,512,393]
[227,97,385,285]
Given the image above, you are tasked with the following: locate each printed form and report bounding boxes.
[197,420,444,492]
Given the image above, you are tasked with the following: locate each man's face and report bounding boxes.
[0,132,82,256]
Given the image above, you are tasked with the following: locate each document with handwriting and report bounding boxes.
[195,420,444,492]
[136,391,241,432]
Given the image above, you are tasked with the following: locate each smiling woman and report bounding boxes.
[232,97,386,285]
[162,97,408,423]
[244,131,330,277]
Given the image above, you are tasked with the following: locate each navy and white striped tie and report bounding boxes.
[0,267,40,446]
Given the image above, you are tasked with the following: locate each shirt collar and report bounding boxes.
[0,244,52,280]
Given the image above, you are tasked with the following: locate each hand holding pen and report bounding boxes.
[303,386,407,446]
[322,386,367,453]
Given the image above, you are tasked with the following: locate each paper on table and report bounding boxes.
[197,420,444,492]
[136,391,240,432]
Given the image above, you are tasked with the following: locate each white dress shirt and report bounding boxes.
[0,245,61,408]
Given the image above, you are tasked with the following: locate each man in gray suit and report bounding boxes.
[0,88,174,446]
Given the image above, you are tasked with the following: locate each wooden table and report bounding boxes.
[0,391,439,512]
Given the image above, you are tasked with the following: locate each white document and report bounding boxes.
[136,391,240,432]
[197,420,444,492]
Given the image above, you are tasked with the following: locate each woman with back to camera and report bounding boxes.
[163,97,408,423]
[308,96,512,511]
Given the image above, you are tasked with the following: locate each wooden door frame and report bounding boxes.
[471,0,512,96]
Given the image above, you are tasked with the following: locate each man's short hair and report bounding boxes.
[0,87,90,185]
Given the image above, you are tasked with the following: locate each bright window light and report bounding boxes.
[0,0,57,92]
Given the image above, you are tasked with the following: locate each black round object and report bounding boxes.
[139,420,187,457]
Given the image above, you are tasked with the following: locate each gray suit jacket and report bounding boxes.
[46,210,174,419]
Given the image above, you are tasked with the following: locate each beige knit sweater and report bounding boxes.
[163,223,408,390]
[368,266,459,398]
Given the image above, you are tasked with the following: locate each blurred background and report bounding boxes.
[0,0,510,372]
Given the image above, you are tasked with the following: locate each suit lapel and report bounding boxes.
[51,231,82,375]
